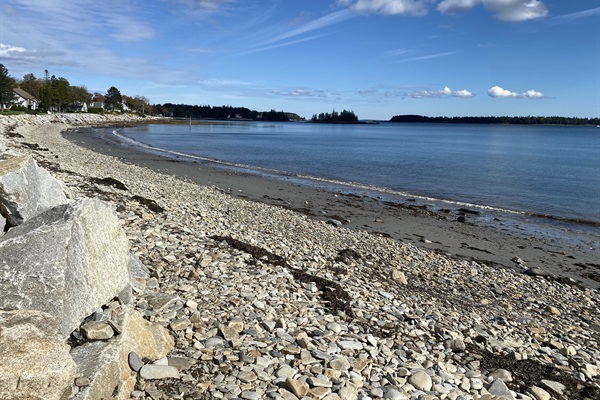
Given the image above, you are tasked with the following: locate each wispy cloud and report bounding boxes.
[357,85,473,99]
[488,85,544,98]
[240,33,332,56]
[337,0,433,16]
[258,9,354,48]
[410,86,474,98]
[199,79,257,87]
[271,87,339,98]
[383,48,412,57]
[166,0,237,12]
[401,51,457,62]
[0,0,193,84]
[554,7,600,22]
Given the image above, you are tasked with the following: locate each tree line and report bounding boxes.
[0,63,149,113]
[152,103,301,121]
[311,109,359,123]
[390,114,600,126]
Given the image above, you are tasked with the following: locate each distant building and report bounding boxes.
[13,88,39,110]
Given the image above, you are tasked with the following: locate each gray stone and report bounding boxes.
[146,292,180,312]
[129,253,150,289]
[489,368,513,382]
[444,339,466,352]
[308,375,332,387]
[168,356,192,371]
[81,321,115,340]
[140,364,180,380]
[0,198,130,336]
[169,318,191,331]
[70,305,174,400]
[409,370,432,391]
[329,357,351,371]
[338,340,363,350]
[240,391,260,400]
[540,379,566,395]
[238,370,257,383]
[391,270,408,285]
[383,387,408,399]
[487,379,515,399]
[285,378,309,398]
[0,310,76,400]
[326,218,343,228]
[529,386,551,400]
[0,154,68,226]
[129,352,144,372]
[219,323,240,341]
[204,337,225,349]
[75,377,92,387]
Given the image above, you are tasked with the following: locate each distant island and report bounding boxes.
[390,114,600,126]
[311,109,359,124]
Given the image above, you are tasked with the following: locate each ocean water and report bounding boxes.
[115,121,600,226]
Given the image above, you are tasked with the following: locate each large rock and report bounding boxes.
[71,305,174,400]
[0,310,76,400]
[0,154,68,227]
[0,198,130,335]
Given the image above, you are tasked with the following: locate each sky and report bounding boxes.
[0,0,599,120]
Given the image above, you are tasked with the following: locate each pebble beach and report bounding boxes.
[1,113,599,400]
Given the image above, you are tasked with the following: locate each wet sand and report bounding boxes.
[62,124,600,290]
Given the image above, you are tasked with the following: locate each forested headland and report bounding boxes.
[390,114,600,126]
[151,104,302,121]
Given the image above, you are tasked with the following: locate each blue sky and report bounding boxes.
[1,0,598,120]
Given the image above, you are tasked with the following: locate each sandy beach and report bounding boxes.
[1,114,599,400]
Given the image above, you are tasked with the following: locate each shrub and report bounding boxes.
[87,107,104,114]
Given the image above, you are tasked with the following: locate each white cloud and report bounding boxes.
[487,85,544,98]
[437,0,479,15]
[437,0,548,21]
[454,89,474,97]
[483,0,548,21]
[411,86,474,98]
[0,44,27,57]
[337,0,434,16]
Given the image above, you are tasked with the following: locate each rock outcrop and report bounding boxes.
[0,310,76,400]
[0,154,68,227]
[71,305,174,400]
[0,135,173,400]
[0,198,130,335]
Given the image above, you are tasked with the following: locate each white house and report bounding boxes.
[13,88,39,110]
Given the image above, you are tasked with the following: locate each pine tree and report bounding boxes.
[0,64,16,109]
[104,86,123,111]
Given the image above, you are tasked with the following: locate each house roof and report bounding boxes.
[13,88,38,101]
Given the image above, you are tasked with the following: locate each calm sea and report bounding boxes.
[114,121,600,226]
